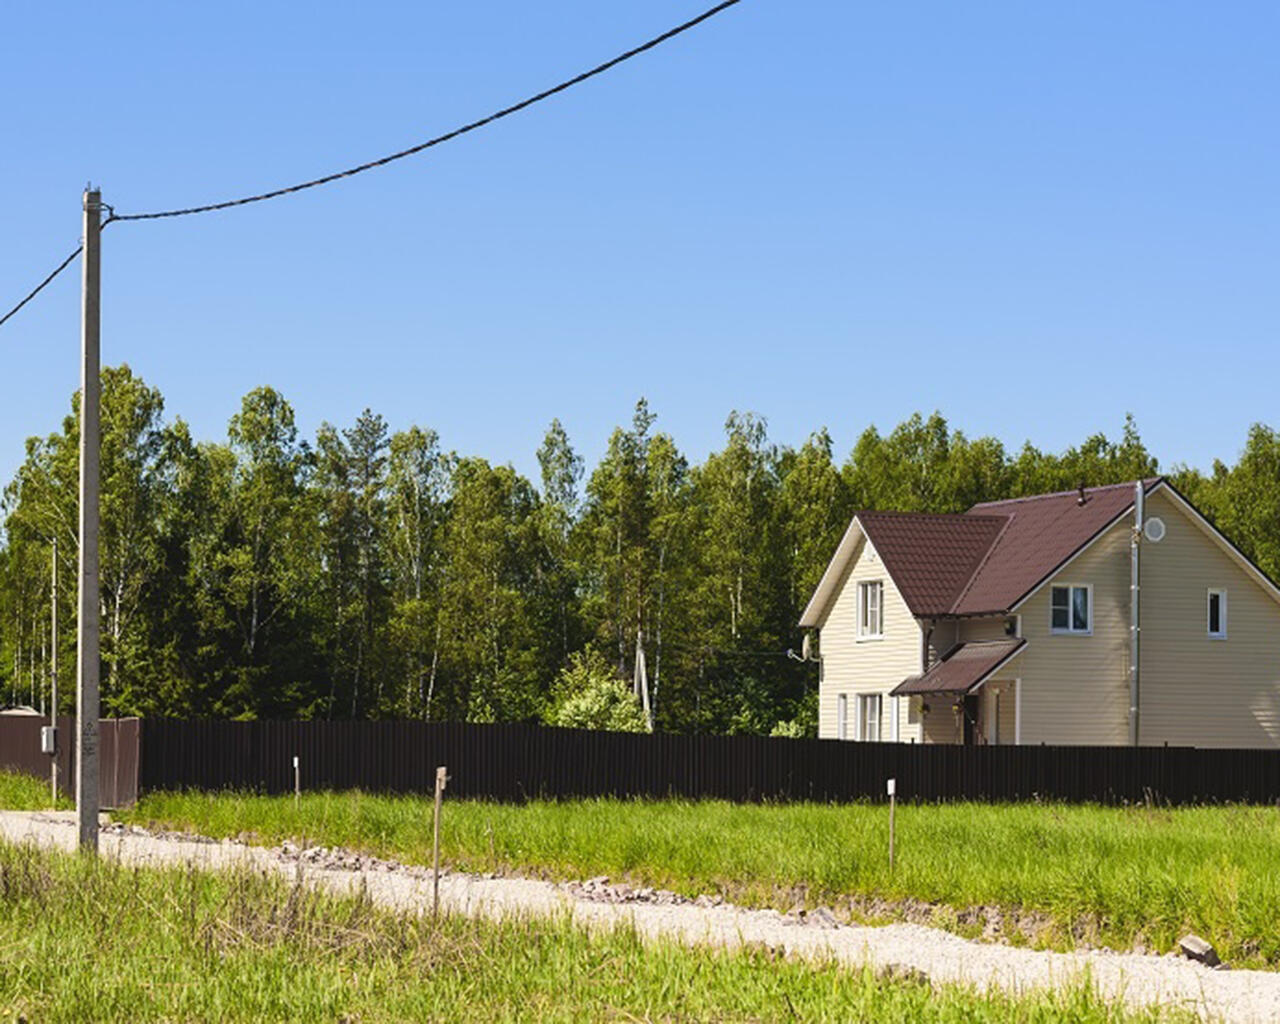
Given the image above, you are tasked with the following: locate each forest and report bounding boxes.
[2,365,1278,735]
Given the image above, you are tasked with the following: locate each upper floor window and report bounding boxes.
[1050,584,1091,635]
[858,580,884,639]
[1208,589,1227,639]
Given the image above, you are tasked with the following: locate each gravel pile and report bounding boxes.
[4,810,1278,1021]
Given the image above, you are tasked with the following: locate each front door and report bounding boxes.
[962,694,979,745]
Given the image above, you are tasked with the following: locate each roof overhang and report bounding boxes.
[799,515,867,628]
[890,639,1026,697]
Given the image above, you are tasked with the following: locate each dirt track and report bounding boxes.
[2,809,1274,1022]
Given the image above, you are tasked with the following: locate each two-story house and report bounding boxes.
[799,479,1280,747]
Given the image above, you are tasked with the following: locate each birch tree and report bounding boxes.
[385,426,450,717]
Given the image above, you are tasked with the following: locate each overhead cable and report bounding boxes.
[0,245,84,330]
[0,0,741,330]
[111,0,741,222]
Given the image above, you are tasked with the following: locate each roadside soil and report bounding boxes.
[2,810,1276,1022]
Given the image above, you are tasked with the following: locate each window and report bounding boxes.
[837,694,848,740]
[857,693,882,741]
[1208,589,1227,639]
[1050,584,1091,634]
[858,581,884,639]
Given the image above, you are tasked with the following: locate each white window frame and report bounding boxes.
[1207,588,1228,639]
[1049,583,1093,636]
[856,693,882,742]
[837,693,848,740]
[857,580,884,641]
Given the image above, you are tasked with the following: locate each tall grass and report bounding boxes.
[119,789,1280,966]
[0,840,1180,1022]
[0,768,64,811]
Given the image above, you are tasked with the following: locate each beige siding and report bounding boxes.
[926,620,958,666]
[818,535,922,742]
[957,617,1013,643]
[915,678,1019,745]
[981,678,1018,744]
[1137,491,1280,747]
[921,702,963,743]
[1014,524,1132,745]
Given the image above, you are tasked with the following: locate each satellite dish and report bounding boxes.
[801,633,813,661]
[1143,516,1166,543]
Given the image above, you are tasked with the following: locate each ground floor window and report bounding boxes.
[837,693,848,740]
[857,693,882,741]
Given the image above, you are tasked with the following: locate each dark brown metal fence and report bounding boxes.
[137,719,1280,805]
[0,716,140,808]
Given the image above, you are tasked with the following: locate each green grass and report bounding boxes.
[114,788,1280,967]
[0,768,66,811]
[0,841,1180,1022]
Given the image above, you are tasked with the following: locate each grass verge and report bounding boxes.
[0,768,66,811]
[112,788,1280,968]
[0,839,1182,1022]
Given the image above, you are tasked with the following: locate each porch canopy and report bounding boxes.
[891,638,1026,696]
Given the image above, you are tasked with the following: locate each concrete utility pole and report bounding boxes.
[50,537,58,805]
[1129,480,1143,747]
[76,188,102,853]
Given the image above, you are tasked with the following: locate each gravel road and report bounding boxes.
[2,809,1275,1021]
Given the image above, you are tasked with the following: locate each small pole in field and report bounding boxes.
[432,765,448,918]
[887,777,897,872]
[293,755,300,808]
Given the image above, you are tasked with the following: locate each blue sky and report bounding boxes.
[2,1,1277,490]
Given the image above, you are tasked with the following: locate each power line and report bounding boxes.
[0,245,83,330]
[113,0,740,222]
[0,0,741,330]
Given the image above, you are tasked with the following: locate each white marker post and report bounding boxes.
[887,777,897,872]
[293,755,300,809]
[432,765,448,918]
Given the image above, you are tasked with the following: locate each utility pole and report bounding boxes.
[1129,480,1143,747]
[76,188,102,853]
[50,537,59,805]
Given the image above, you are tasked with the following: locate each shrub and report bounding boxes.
[545,649,648,732]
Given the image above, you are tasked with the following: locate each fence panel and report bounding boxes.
[0,716,138,806]
[132,719,1280,806]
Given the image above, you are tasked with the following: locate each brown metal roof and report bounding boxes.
[891,639,1026,696]
[857,512,1008,616]
[857,479,1161,617]
[953,479,1161,614]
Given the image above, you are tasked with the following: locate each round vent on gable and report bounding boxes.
[1143,516,1166,543]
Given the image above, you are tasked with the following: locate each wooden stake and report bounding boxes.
[887,777,897,872]
[432,765,448,917]
[293,755,300,808]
